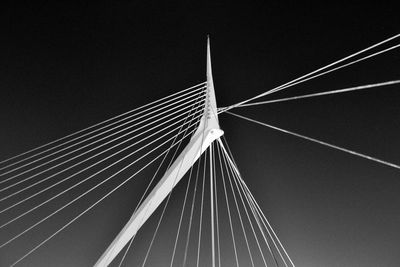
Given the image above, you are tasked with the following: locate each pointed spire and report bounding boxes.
[190,35,221,138]
[205,35,220,129]
[207,35,213,87]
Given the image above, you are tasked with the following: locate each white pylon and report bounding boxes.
[94,37,223,266]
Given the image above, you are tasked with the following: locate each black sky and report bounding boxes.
[1,1,400,266]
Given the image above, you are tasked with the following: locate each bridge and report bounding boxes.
[0,35,399,266]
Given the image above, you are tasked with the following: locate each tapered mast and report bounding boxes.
[94,36,223,266]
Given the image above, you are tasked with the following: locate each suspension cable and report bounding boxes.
[7,122,202,267]
[215,142,239,267]
[220,140,255,267]
[169,116,205,267]
[140,99,201,267]
[1,87,206,179]
[238,80,400,107]
[0,105,206,213]
[227,111,400,171]
[220,34,400,112]
[1,114,202,252]
[0,82,206,169]
[0,110,204,230]
[195,148,207,267]
[182,133,205,267]
[0,92,205,194]
[117,90,205,267]
[212,142,222,267]
[221,139,280,266]
[223,143,268,267]
[221,137,295,266]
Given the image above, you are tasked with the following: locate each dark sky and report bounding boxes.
[1,1,400,266]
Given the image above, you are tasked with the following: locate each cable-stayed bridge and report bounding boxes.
[0,35,400,266]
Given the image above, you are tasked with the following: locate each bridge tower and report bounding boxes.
[95,37,223,266]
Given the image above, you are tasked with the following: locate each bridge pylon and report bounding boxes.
[95,36,223,266]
